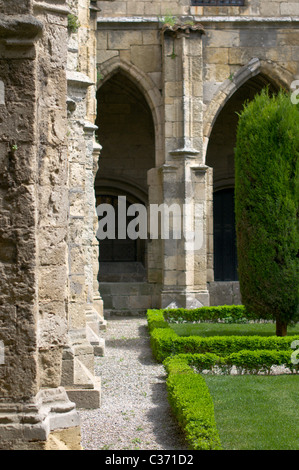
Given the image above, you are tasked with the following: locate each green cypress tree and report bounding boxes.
[235,89,299,336]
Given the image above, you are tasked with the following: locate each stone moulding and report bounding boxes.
[96,16,299,26]
[97,16,159,24]
[67,70,95,88]
[0,15,43,43]
[203,57,293,152]
[196,15,299,24]
[169,148,201,158]
[33,1,70,16]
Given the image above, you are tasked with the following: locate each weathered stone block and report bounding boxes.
[280,2,299,15]
[205,47,229,65]
[38,348,63,388]
[131,44,161,73]
[39,266,67,303]
[39,227,67,267]
[108,30,142,50]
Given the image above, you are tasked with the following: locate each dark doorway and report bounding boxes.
[213,188,238,281]
[96,194,143,264]
[95,72,155,282]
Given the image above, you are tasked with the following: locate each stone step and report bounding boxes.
[98,262,147,282]
[99,281,160,316]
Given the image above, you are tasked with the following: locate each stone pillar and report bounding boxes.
[91,141,106,326]
[160,22,210,308]
[60,0,103,409]
[0,2,81,449]
[84,121,106,353]
[84,0,105,329]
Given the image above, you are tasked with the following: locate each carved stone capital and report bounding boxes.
[161,22,205,38]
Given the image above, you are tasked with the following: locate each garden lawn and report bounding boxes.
[170,322,299,337]
[205,374,299,450]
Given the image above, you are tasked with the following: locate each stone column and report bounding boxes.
[60,0,102,409]
[84,122,106,353]
[61,72,101,409]
[160,22,210,308]
[91,141,106,325]
[0,3,81,449]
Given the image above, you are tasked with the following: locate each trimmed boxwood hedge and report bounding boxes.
[147,309,299,362]
[163,356,222,450]
[161,305,258,323]
[146,307,298,451]
[164,350,298,375]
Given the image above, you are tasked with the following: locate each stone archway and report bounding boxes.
[95,70,158,314]
[97,57,164,167]
[206,70,282,305]
[203,58,292,160]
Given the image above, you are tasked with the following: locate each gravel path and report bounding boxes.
[79,316,188,451]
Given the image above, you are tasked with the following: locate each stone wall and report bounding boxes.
[96,0,299,18]
[0,11,42,404]
[95,0,299,310]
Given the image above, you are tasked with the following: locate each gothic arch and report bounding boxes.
[205,59,291,284]
[97,57,163,167]
[203,58,292,164]
[95,175,148,207]
[95,63,158,283]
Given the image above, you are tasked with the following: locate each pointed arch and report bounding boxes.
[94,60,159,282]
[205,59,292,286]
[97,57,163,167]
[203,58,292,164]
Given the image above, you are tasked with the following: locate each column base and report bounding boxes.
[66,376,101,409]
[85,307,106,356]
[61,337,101,409]
[161,289,210,309]
[0,387,80,450]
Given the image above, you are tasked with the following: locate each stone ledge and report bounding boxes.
[33,1,70,16]
[197,15,299,24]
[0,15,43,41]
[97,15,299,26]
[67,71,95,87]
[66,378,101,410]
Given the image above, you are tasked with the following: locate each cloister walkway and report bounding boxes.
[79,316,188,451]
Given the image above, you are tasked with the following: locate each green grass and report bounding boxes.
[170,322,299,337]
[205,374,299,450]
